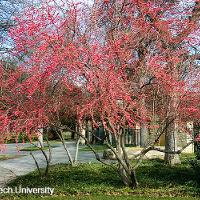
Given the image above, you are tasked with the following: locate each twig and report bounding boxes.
[60,125,116,168]
[55,129,74,166]
[30,151,42,177]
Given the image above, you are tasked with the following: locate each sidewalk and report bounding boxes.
[0,142,98,187]
[0,166,16,187]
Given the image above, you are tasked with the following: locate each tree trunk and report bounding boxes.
[56,129,74,166]
[139,76,149,147]
[164,119,181,165]
[140,97,148,147]
[37,128,44,148]
[164,91,181,165]
[140,122,148,147]
[115,133,138,188]
[74,137,80,164]
[80,126,86,145]
[118,165,138,188]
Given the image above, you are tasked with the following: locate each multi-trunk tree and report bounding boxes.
[0,0,200,188]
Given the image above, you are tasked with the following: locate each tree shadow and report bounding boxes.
[137,158,196,188]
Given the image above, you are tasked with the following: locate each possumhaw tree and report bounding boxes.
[0,0,200,187]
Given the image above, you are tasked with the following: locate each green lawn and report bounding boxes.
[1,154,199,199]
[1,195,199,200]
[79,145,143,153]
[79,144,108,152]
[19,146,50,151]
[0,154,24,160]
[20,143,60,151]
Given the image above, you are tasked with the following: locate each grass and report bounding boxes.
[79,145,144,153]
[19,146,50,151]
[20,143,60,151]
[79,144,108,152]
[1,153,199,200]
[0,154,24,160]
[1,195,199,200]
